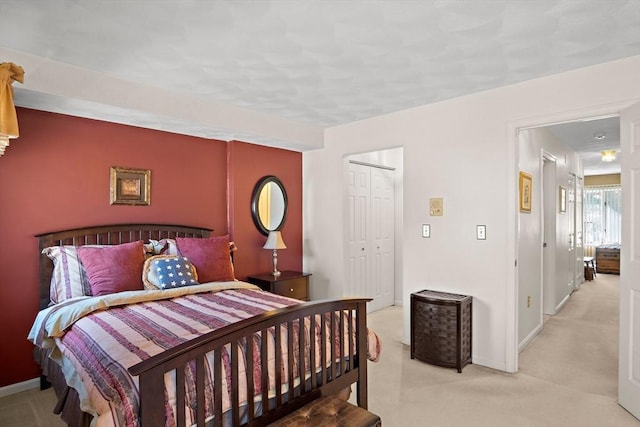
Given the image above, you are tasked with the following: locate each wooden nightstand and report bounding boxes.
[247,271,311,301]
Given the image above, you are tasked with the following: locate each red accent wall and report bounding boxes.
[227,141,303,279]
[0,108,302,386]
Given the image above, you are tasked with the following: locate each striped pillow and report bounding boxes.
[43,246,96,304]
[44,242,151,304]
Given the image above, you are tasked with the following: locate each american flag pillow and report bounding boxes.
[143,255,199,290]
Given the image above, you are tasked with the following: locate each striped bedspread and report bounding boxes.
[29,282,381,426]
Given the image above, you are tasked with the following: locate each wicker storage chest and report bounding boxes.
[411,290,472,373]
[596,245,620,275]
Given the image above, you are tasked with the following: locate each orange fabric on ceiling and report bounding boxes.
[0,62,25,138]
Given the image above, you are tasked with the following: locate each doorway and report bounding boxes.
[518,119,614,349]
[509,102,639,419]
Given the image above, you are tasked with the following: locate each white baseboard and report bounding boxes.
[467,356,508,373]
[519,322,544,353]
[555,293,571,314]
[0,378,40,398]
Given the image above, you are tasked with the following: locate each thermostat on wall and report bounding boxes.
[430,198,443,216]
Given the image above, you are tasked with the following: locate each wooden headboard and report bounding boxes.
[36,224,212,310]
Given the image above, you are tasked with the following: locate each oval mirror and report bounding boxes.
[251,176,288,235]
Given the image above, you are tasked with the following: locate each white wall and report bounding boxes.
[517,129,543,348]
[517,127,582,349]
[303,55,640,372]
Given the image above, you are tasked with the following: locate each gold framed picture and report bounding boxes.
[559,186,566,213]
[110,166,150,206]
[519,171,532,213]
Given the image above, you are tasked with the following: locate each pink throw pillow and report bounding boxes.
[176,235,235,283]
[77,241,145,296]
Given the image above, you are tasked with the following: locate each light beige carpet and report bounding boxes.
[363,273,638,426]
[1,274,638,426]
[0,385,63,427]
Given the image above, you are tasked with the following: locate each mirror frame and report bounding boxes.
[251,175,288,236]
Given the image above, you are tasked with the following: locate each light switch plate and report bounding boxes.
[422,224,431,238]
[429,198,443,216]
[477,225,486,240]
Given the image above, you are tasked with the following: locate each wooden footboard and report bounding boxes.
[129,298,371,427]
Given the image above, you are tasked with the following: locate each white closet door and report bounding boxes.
[347,162,395,312]
[370,167,395,311]
[346,163,371,298]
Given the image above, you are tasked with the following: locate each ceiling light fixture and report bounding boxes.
[601,150,616,162]
[593,131,606,140]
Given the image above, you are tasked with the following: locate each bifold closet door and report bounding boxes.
[347,162,395,311]
[347,163,371,299]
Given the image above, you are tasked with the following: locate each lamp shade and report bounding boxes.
[263,231,286,250]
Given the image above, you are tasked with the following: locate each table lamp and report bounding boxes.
[263,231,286,277]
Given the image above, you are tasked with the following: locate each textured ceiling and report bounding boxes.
[546,117,621,175]
[1,0,639,156]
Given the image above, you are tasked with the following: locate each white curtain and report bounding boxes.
[584,185,622,256]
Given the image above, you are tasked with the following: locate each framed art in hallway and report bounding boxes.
[519,171,532,213]
[110,166,150,205]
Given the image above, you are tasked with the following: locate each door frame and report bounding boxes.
[505,100,635,373]
[542,153,557,316]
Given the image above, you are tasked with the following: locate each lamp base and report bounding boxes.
[271,249,281,277]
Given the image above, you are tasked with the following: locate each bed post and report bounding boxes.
[356,299,369,409]
[138,370,165,427]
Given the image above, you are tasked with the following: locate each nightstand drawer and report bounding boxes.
[246,271,311,301]
[273,277,307,300]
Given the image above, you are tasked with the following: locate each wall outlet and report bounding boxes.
[422,224,430,238]
[476,225,486,240]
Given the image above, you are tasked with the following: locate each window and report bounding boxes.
[584,186,621,246]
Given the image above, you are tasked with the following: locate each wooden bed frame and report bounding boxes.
[35,224,371,426]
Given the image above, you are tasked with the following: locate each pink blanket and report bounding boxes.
[32,286,380,426]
